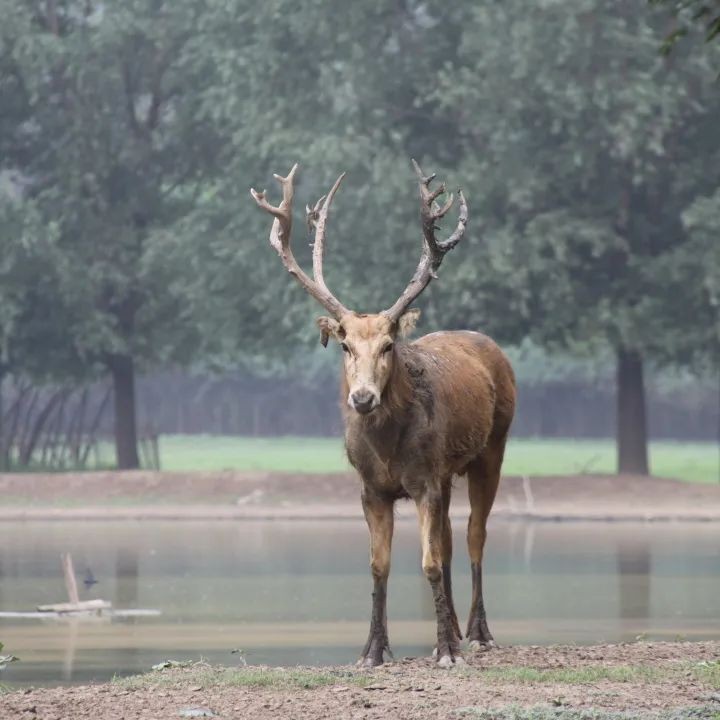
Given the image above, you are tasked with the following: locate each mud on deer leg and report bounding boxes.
[466,446,505,652]
[441,484,462,644]
[418,492,462,667]
[359,578,390,667]
[429,569,462,666]
[466,561,496,651]
[359,491,394,667]
[442,562,462,646]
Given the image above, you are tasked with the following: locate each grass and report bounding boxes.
[114,664,369,691]
[140,436,719,484]
[115,660,720,693]
[693,660,720,689]
[85,661,720,720]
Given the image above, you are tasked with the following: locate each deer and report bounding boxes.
[250,161,515,668]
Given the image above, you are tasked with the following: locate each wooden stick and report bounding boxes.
[37,599,111,613]
[61,552,80,605]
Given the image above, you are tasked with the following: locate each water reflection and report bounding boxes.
[0,519,717,686]
[617,538,651,621]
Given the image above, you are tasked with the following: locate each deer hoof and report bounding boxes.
[468,639,497,653]
[357,655,383,668]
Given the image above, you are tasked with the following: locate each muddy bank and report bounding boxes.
[1,642,718,719]
[1,471,719,521]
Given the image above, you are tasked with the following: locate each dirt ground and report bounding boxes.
[1,470,720,521]
[1,642,718,719]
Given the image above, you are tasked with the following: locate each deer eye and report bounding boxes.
[382,342,394,354]
[340,342,350,354]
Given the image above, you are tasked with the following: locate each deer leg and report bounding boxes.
[466,435,506,651]
[417,489,461,667]
[441,483,462,645]
[358,489,394,668]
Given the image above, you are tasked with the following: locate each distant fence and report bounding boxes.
[0,377,162,471]
[128,370,718,441]
[0,378,110,471]
[1,368,717,471]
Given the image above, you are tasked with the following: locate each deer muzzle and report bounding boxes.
[349,388,379,415]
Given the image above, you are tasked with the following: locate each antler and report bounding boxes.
[382,159,468,322]
[250,164,350,319]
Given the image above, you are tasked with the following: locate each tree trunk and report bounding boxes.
[616,348,649,476]
[109,355,140,470]
[0,370,5,471]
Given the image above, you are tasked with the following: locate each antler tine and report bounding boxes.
[311,172,346,297]
[250,164,350,319]
[305,194,326,233]
[250,164,298,253]
[382,160,469,322]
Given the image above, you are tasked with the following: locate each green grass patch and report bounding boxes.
[11,434,715,484]
[143,436,718,484]
[692,660,720,689]
[504,439,718,484]
[114,664,369,691]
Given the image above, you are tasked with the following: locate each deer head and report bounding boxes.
[250,161,468,415]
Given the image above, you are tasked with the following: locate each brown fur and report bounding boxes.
[328,313,516,667]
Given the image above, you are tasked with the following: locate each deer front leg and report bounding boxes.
[416,490,462,667]
[358,489,394,668]
[441,483,462,646]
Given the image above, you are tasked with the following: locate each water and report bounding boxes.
[0,520,718,686]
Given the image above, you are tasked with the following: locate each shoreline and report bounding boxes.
[2,469,719,523]
[1,641,718,719]
[0,504,719,522]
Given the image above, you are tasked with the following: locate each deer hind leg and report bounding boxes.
[466,433,507,651]
[416,487,462,667]
[441,482,462,646]
[358,488,394,667]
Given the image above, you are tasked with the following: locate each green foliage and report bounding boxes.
[418,0,720,369]
[650,1,720,50]
[0,0,220,369]
[0,196,71,378]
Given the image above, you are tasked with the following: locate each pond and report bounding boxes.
[0,520,718,686]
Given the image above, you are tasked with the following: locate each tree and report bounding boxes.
[0,0,230,467]
[408,0,720,474]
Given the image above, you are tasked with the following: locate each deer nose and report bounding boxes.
[351,390,376,414]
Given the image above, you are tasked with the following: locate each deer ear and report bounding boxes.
[316,317,343,347]
[397,308,421,338]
